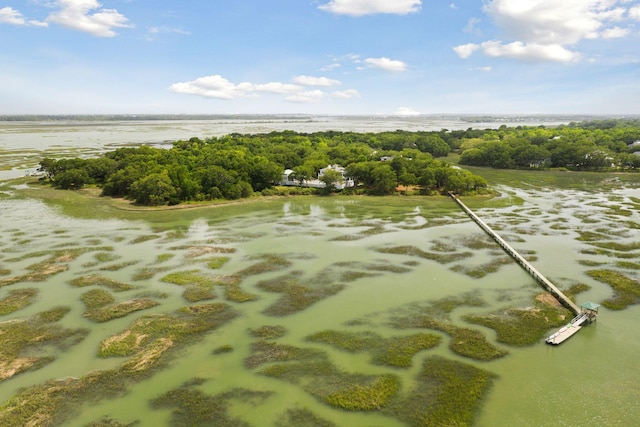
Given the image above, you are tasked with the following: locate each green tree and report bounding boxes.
[130,171,177,205]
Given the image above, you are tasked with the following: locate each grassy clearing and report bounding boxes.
[257,271,344,316]
[151,379,273,426]
[0,303,237,426]
[587,269,640,310]
[0,288,38,315]
[0,307,88,382]
[307,330,441,368]
[69,275,135,292]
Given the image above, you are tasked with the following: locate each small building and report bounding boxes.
[580,302,600,323]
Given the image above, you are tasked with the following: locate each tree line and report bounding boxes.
[37,130,488,205]
[458,119,640,170]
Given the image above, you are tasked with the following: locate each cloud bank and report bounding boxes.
[0,1,132,37]
[454,0,638,62]
[169,75,359,104]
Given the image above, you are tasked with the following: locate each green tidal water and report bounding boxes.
[0,179,639,426]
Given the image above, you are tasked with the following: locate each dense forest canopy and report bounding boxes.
[458,119,640,170]
[37,120,640,206]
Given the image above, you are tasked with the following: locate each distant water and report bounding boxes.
[0,115,576,180]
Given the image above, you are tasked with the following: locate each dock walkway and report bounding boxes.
[448,192,581,316]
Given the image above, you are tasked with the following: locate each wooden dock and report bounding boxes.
[448,192,581,316]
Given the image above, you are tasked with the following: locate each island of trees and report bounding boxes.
[37,119,640,206]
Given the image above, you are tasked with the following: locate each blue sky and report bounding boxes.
[1,0,639,115]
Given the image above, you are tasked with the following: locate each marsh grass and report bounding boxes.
[257,271,345,316]
[249,325,287,339]
[0,308,88,382]
[451,256,512,278]
[2,248,111,286]
[237,254,292,278]
[307,330,441,368]
[223,284,257,303]
[213,345,234,354]
[276,408,336,427]
[616,261,640,270]
[0,303,237,426]
[254,342,401,412]
[464,297,572,346]
[84,299,160,323]
[0,288,38,315]
[589,241,640,252]
[161,270,216,302]
[94,252,120,263]
[245,340,323,369]
[151,380,273,426]
[376,245,473,264]
[154,253,175,264]
[385,355,495,427]
[98,261,139,271]
[131,266,172,281]
[86,416,139,427]
[129,235,160,244]
[69,275,135,292]
[587,269,640,310]
[81,289,115,310]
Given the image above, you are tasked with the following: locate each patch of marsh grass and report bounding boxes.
[69,275,135,292]
[587,269,640,310]
[0,288,38,315]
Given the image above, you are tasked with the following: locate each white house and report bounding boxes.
[279,165,354,189]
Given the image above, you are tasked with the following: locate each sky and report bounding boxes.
[1,0,639,115]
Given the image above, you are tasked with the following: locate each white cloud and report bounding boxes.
[318,0,421,16]
[481,41,581,62]
[395,107,421,116]
[292,75,341,87]
[458,0,635,63]
[364,57,407,72]
[285,90,325,104]
[331,89,360,99]
[47,0,133,37]
[453,43,480,59]
[601,26,629,38]
[0,6,48,27]
[169,75,304,99]
[628,5,640,20]
[320,63,341,72]
[170,75,358,105]
[0,7,27,25]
